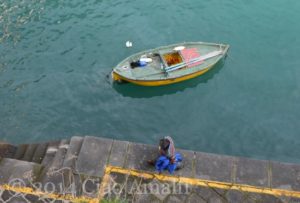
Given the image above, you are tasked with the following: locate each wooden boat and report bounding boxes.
[111,42,230,86]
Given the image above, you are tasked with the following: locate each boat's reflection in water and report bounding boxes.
[113,59,226,98]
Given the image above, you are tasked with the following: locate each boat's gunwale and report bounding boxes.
[114,41,229,69]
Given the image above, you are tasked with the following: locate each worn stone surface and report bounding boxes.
[102,170,298,203]
[0,142,16,158]
[134,194,160,203]
[55,137,85,197]
[226,190,245,202]
[176,149,195,178]
[13,144,28,160]
[195,152,235,182]
[76,136,113,177]
[125,143,157,171]
[0,158,42,185]
[39,167,72,195]
[1,190,19,202]
[40,140,71,193]
[186,193,206,203]
[2,135,300,202]
[108,140,129,167]
[165,194,189,202]
[41,141,61,168]
[236,157,269,187]
[22,144,38,162]
[104,173,174,202]
[103,173,135,201]
[31,143,48,164]
[271,161,300,191]
[50,139,69,170]
[242,191,285,203]
[80,176,101,198]
[258,193,286,203]
[2,195,31,203]
[63,136,83,168]
[0,189,71,203]
[192,186,224,202]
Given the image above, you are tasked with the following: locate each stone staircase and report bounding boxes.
[0,136,111,202]
[0,135,148,202]
[2,136,300,203]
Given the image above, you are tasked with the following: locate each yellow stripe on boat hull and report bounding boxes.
[112,64,214,86]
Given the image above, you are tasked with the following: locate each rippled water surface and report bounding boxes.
[1,0,300,163]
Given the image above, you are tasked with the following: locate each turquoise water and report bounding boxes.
[1,0,300,163]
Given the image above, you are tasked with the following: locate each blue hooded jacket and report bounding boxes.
[155,153,183,174]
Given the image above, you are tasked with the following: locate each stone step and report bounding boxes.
[22,143,38,162]
[61,136,84,197]
[13,144,28,160]
[0,142,17,158]
[108,140,129,167]
[49,139,70,170]
[63,136,84,169]
[39,139,70,194]
[0,158,43,186]
[41,141,61,168]
[75,136,113,177]
[32,142,49,164]
[124,142,158,171]
[195,151,236,182]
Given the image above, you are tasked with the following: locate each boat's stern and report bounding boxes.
[111,69,130,84]
[111,70,122,83]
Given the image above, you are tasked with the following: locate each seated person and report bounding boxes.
[148,136,183,174]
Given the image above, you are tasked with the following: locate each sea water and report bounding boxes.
[1,0,300,163]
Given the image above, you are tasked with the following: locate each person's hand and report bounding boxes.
[147,160,155,166]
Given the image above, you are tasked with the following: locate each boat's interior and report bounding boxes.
[129,50,184,71]
[128,46,204,71]
[162,52,183,67]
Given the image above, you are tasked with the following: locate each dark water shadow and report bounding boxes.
[113,59,226,98]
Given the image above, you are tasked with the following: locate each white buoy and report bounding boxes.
[126,41,133,48]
